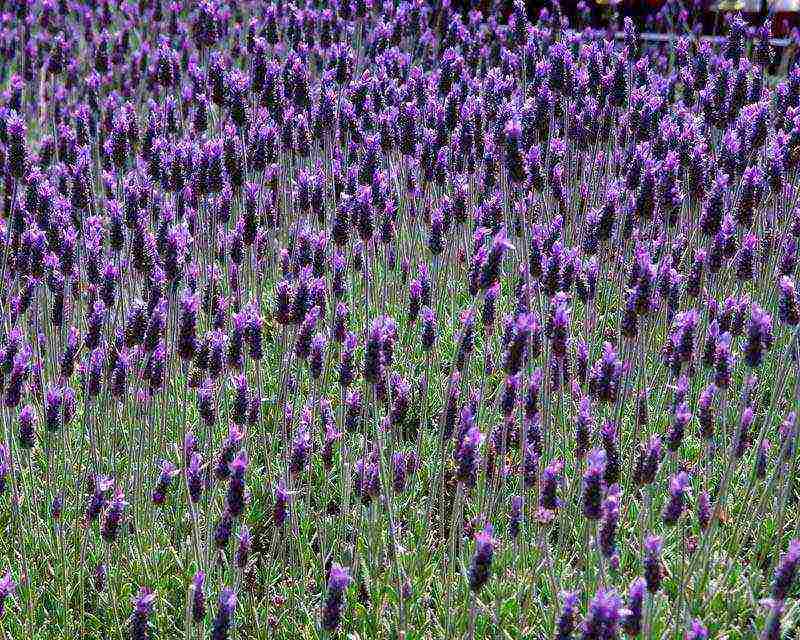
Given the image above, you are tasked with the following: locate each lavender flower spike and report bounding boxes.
[686,619,708,640]
[322,564,351,631]
[0,571,15,616]
[130,587,156,640]
[468,524,497,593]
[772,539,800,601]
[211,588,237,640]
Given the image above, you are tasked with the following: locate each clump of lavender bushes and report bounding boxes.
[0,0,798,638]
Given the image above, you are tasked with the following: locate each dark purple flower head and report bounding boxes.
[45,386,63,432]
[468,524,497,592]
[772,539,800,601]
[225,450,249,517]
[667,402,692,453]
[540,458,564,511]
[643,534,663,593]
[744,305,774,369]
[333,302,350,343]
[214,510,234,549]
[509,495,523,539]
[178,290,200,361]
[322,564,350,631]
[479,226,513,290]
[500,374,521,417]
[152,460,179,505]
[187,453,204,504]
[191,571,206,623]
[322,417,343,471]
[685,619,708,640]
[778,277,800,326]
[18,404,36,449]
[454,308,476,370]
[235,526,252,570]
[482,283,501,328]
[0,570,15,617]
[211,588,237,640]
[364,317,386,384]
[555,591,579,640]
[6,111,26,178]
[408,279,423,323]
[502,313,537,375]
[761,600,783,640]
[714,333,734,388]
[290,423,312,476]
[697,490,712,532]
[295,306,321,361]
[101,487,128,543]
[574,395,593,461]
[339,331,358,389]
[641,434,663,486]
[456,421,483,488]
[131,587,156,640]
[599,484,622,564]
[85,475,114,523]
[621,577,646,636]
[309,333,327,380]
[5,346,32,409]
[246,309,264,361]
[582,449,606,520]
[600,421,620,485]
[421,306,436,352]
[548,296,571,359]
[273,481,290,528]
[698,384,717,440]
[581,587,622,640]
[662,471,691,525]
[588,342,622,404]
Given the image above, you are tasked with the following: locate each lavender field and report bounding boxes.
[0,0,799,638]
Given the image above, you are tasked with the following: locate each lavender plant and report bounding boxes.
[0,0,797,638]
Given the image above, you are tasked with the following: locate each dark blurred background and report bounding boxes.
[448,0,800,37]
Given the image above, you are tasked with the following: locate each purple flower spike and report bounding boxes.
[588,342,622,404]
[211,588,237,640]
[101,487,128,542]
[582,449,606,521]
[744,305,774,369]
[540,458,564,511]
[18,405,36,449]
[621,577,646,636]
[581,587,622,640]
[273,481,290,528]
[643,535,663,593]
[479,227,513,290]
[0,571,15,617]
[187,453,204,504]
[599,484,622,564]
[225,450,249,518]
[152,460,179,506]
[772,539,800,601]
[686,619,708,640]
[555,591,579,640]
[662,471,691,525]
[468,524,497,592]
[131,587,156,640]
[322,564,350,631]
[456,421,483,488]
[761,598,783,640]
[191,571,206,623]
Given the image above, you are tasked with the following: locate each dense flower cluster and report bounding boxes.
[0,0,797,637]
